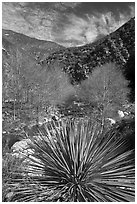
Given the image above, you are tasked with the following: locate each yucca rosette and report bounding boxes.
[9,118,135,202]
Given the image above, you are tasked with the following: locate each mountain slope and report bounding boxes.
[2,17,135,144]
[2,17,135,118]
[3,29,64,63]
[40,18,134,91]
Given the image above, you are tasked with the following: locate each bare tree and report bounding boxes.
[76,63,130,129]
[30,63,76,123]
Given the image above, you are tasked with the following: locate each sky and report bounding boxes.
[2,2,135,47]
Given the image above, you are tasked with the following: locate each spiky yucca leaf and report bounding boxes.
[10,118,135,202]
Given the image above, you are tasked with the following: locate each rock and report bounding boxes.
[11,139,33,158]
[118,110,125,118]
[106,118,116,125]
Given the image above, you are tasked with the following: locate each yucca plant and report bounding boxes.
[8,118,135,202]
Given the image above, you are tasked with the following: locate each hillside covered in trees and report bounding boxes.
[2,8,135,202]
[2,17,135,126]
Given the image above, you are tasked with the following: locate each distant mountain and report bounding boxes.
[2,29,65,103]
[2,29,64,62]
[2,17,135,108]
[39,18,135,102]
[2,17,135,134]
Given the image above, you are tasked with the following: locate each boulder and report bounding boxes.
[11,139,33,159]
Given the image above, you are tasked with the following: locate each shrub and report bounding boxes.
[2,151,24,202]
[7,118,135,202]
[76,63,130,123]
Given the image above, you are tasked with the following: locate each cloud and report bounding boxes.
[2,2,57,41]
[2,2,135,47]
[128,4,135,17]
[52,2,81,11]
[2,2,82,46]
[55,6,134,47]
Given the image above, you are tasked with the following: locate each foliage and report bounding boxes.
[76,63,130,120]
[2,51,76,127]
[2,148,24,202]
[6,118,135,202]
[31,63,76,106]
[110,118,135,150]
[27,62,76,123]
